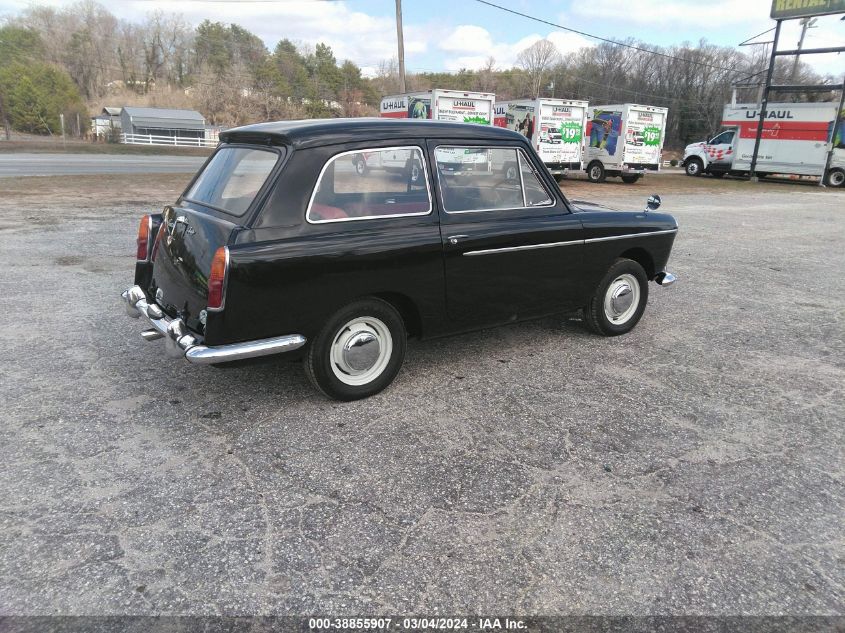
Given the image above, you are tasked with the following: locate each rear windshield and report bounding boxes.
[184,146,279,216]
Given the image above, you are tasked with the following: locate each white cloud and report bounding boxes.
[1,0,428,67]
[570,0,772,29]
[438,24,592,71]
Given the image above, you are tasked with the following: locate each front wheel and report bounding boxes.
[685,158,703,177]
[621,174,640,184]
[583,259,649,336]
[354,157,368,176]
[826,169,845,188]
[587,161,606,183]
[305,298,406,400]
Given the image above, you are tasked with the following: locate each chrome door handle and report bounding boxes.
[447,235,468,245]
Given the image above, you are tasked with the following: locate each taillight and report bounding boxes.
[207,246,229,311]
[136,215,152,261]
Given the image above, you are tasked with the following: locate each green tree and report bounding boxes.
[0,25,47,137]
[0,25,45,65]
[0,62,85,135]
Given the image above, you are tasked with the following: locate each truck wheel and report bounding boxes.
[685,158,703,177]
[304,298,406,401]
[583,258,649,336]
[405,158,421,184]
[621,174,640,184]
[587,162,606,183]
[354,157,368,176]
[826,169,845,188]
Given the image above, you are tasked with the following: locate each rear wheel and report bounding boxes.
[587,161,606,183]
[685,158,703,177]
[826,168,845,188]
[583,259,649,336]
[305,298,406,400]
[621,174,640,184]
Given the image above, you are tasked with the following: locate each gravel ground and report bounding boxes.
[0,172,843,617]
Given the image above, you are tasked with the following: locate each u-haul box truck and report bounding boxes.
[380,89,495,125]
[682,102,845,187]
[585,104,668,184]
[493,98,589,180]
[377,90,495,173]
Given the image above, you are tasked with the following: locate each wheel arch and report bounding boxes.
[618,247,655,279]
[371,291,423,339]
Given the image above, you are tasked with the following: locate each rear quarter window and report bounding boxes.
[307,146,431,223]
[184,146,279,217]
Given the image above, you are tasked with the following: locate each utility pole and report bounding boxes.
[394,0,406,93]
[791,17,817,84]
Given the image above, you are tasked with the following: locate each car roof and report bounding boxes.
[219,117,525,149]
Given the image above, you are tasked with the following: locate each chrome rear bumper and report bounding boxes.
[121,285,306,365]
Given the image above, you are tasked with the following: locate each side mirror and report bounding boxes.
[645,194,661,212]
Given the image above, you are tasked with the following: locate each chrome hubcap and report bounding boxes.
[603,274,640,324]
[330,317,392,386]
[830,171,844,186]
[343,331,380,372]
[591,166,601,180]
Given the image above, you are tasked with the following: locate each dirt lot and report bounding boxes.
[0,171,843,618]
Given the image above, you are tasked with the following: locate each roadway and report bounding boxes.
[0,153,207,177]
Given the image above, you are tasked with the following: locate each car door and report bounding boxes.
[706,129,736,168]
[427,139,585,328]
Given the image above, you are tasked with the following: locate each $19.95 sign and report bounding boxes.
[770,0,845,19]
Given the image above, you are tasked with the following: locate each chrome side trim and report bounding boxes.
[464,239,584,257]
[584,228,678,244]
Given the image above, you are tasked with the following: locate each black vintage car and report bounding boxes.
[123,119,677,400]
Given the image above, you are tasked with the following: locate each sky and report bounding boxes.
[0,0,843,77]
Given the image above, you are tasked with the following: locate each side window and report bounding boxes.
[307,146,431,223]
[519,150,553,207]
[435,146,553,212]
[710,131,734,145]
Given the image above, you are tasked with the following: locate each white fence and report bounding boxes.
[121,133,217,148]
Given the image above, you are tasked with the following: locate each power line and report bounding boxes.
[473,0,746,75]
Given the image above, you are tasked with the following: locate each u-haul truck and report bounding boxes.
[682,102,845,187]
[493,98,589,180]
[377,90,495,173]
[379,89,495,125]
[585,104,668,184]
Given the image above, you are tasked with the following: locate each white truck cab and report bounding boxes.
[682,102,845,187]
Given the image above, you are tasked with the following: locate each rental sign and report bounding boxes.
[771,0,845,19]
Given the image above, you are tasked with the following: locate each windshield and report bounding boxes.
[184,146,279,216]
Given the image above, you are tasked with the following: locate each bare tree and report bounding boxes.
[516,39,560,98]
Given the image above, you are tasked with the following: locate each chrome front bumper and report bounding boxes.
[653,271,677,286]
[121,285,306,365]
